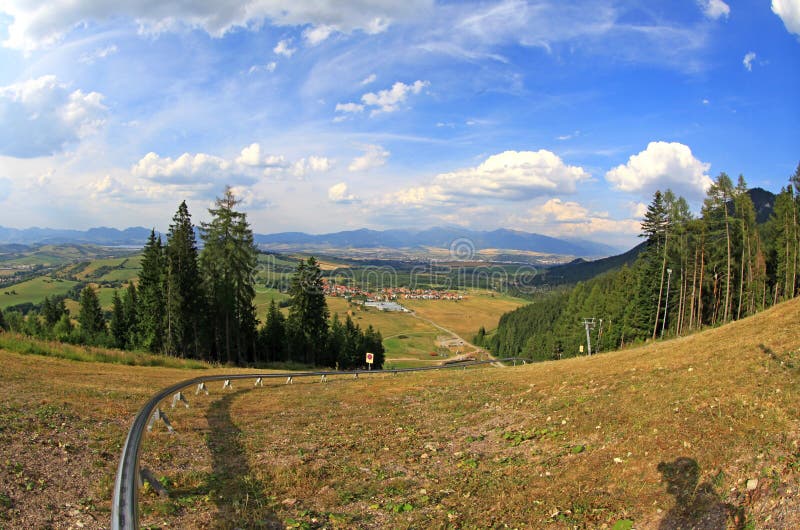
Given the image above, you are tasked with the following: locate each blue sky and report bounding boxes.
[0,1,798,248]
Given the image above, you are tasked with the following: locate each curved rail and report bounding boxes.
[111,357,527,529]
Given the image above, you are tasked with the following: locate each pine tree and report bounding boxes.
[259,299,286,362]
[287,257,330,365]
[138,229,165,352]
[200,186,259,364]
[109,290,127,348]
[165,200,205,358]
[78,285,106,339]
[121,283,138,349]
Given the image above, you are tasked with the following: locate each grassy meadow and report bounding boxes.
[1,296,797,528]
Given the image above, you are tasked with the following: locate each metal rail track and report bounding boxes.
[111,357,527,529]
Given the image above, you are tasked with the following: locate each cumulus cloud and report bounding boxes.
[0,75,107,158]
[698,0,730,20]
[132,143,329,185]
[273,39,296,57]
[518,198,641,238]
[337,80,429,117]
[348,144,389,172]
[132,151,233,183]
[0,1,433,51]
[361,80,429,115]
[328,182,359,203]
[743,51,757,71]
[605,141,712,199]
[381,150,589,209]
[360,73,377,86]
[303,24,335,45]
[772,0,800,36]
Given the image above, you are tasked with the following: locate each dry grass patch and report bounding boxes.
[0,298,798,528]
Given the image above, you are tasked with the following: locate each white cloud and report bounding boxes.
[131,143,330,186]
[630,202,649,218]
[515,198,641,239]
[79,44,118,64]
[382,150,589,208]
[743,51,757,71]
[335,102,365,113]
[328,182,358,203]
[360,73,377,86]
[772,0,800,37]
[348,144,389,172]
[132,151,233,183]
[303,24,334,45]
[249,61,277,74]
[698,0,730,20]
[0,75,107,158]
[273,39,296,57]
[292,156,334,177]
[361,80,429,115]
[0,1,433,51]
[236,143,263,167]
[605,141,713,199]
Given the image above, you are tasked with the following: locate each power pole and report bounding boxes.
[582,318,595,355]
[661,268,672,338]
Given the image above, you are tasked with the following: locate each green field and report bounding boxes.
[0,276,79,309]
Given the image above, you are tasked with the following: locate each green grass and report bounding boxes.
[0,332,208,369]
[0,276,79,309]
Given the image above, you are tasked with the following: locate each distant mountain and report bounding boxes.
[533,241,647,286]
[255,227,622,258]
[746,187,776,224]
[0,226,153,246]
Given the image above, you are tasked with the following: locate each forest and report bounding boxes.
[0,187,384,370]
[483,165,800,361]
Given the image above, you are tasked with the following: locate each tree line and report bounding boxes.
[0,187,384,369]
[484,165,800,361]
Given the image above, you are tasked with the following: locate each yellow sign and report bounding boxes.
[579,344,584,353]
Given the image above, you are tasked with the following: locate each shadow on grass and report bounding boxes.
[657,457,745,530]
[759,343,797,370]
[206,388,283,529]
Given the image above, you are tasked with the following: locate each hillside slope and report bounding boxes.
[0,298,798,528]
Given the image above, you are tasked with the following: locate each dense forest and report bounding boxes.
[0,187,384,370]
[483,165,800,361]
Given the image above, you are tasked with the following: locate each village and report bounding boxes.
[322,279,464,303]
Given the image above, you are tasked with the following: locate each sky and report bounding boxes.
[0,0,798,248]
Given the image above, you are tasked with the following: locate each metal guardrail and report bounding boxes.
[111,357,527,529]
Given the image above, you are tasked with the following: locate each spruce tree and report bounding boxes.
[165,201,204,358]
[109,290,126,348]
[259,299,286,362]
[138,229,165,352]
[78,285,106,339]
[288,257,330,365]
[200,186,259,364]
[121,283,138,349]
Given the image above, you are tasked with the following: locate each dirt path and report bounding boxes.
[406,311,506,367]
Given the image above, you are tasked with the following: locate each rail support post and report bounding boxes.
[321,374,327,383]
[147,408,175,433]
[223,379,233,390]
[139,468,169,498]
[255,377,263,387]
[171,391,189,409]
[195,382,209,395]
[286,376,293,384]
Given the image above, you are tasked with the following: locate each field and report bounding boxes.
[401,290,527,341]
[0,276,79,310]
[2,297,797,528]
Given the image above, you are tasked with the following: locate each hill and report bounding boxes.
[1,297,798,528]
[255,227,621,258]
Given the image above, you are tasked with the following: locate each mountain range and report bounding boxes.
[0,187,778,259]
